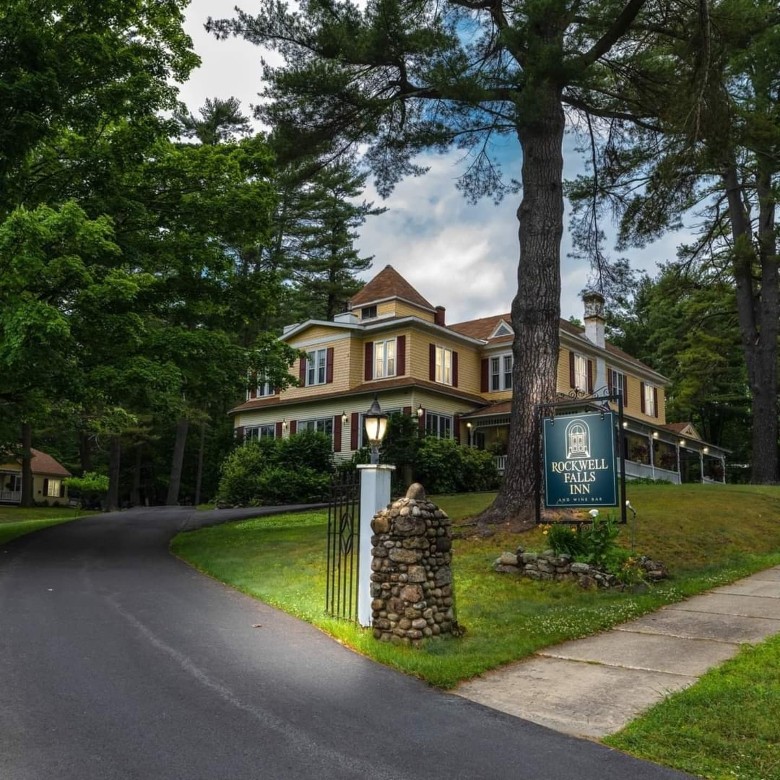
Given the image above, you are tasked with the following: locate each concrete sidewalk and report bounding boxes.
[455,565,780,738]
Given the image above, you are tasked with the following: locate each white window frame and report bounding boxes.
[609,369,625,402]
[306,348,327,386]
[573,354,588,392]
[644,383,656,417]
[490,353,513,391]
[247,378,273,400]
[435,346,452,385]
[245,424,276,441]
[425,412,453,439]
[298,417,334,438]
[374,338,397,379]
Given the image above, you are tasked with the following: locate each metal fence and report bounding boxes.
[325,472,361,622]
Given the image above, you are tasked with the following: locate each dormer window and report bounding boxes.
[361,305,377,320]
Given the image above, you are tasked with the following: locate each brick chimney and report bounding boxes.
[434,306,446,326]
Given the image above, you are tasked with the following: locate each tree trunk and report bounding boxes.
[479,81,565,527]
[107,436,121,511]
[193,422,206,506]
[166,417,189,505]
[20,422,34,508]
[78,431,92,474]
[723,161,779,484]
[130,443,143,506]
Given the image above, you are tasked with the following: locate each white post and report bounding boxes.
[356,464,395,627]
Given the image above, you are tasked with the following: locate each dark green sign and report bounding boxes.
[543,412,618,507]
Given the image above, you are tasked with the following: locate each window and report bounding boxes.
[247,378,273,400]
[490,354,513,391]
[609,369,626,402]
[361,305,377,319]
[245,424,275,441]
[298,417,334,437]
[642,382,658,418]
[435,346,452,385]
[374,338,396,379]
[306,348,328,386]
[573,354,588,392]
[46,478,62,498]
[425,412,453,439]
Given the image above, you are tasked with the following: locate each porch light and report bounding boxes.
[652,432,659,439]
[416,404,424,418]
[282,418,288,431]
[364,396,388,465]
[466,422,472,429]
[622,421,628,429]
[703,447,709,454]
[679,439,686,447]
[342,411,348,425]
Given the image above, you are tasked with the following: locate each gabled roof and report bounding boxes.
[348,265,434,311]
[449,313,512,341]
[663,422,702,440]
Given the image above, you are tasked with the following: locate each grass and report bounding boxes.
[605,634,780,780]
[172,484,780,778]
[0,505,90,546]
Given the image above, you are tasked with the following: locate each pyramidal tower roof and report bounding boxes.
[349,265,434,311]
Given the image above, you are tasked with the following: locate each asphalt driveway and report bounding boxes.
[0,506,690,780]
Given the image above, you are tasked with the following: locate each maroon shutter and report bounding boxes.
[607,369,613,393]
[653,387,659,418]
[569,352,575,388]
[403,406,411,416]
[429,344,436,381]
[333,415,341,452]
[59,482,65,498]
[299,356,306,385]
[587,360,593,394]
[364,342,374,381]
[235,426,245,443]
[396,335,406,376]
[481,359,489,392]
[275,422,283,438]
[326,347,334,384]
[43,478,48,496]
[453,414,461,444]
[350,413,359,450]
[289,420,297,435]
[452,351,459,387]
[623,375,628,404]
[640,382,646,413]
[418,412,426,435]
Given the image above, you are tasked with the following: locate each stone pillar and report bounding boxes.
[369,483,455,647]
[357,464,395,627]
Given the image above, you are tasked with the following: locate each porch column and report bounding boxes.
[649,434,655,480]
[699,450,705,484]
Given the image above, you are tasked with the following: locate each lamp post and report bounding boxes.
[357,395,394,627]
[364,395,388,464]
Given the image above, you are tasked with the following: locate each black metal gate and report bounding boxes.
[325,471,360,621]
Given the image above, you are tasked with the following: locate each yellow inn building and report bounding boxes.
[231,265,727,484]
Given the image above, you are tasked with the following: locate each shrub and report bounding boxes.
[216,431,334,506]
[543,523,587,557]
[415,437,499,494]
[277,430,333,473]
[253,467,331,505]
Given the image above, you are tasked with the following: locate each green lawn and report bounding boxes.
[0,505,90,546]
[172,484,780,779]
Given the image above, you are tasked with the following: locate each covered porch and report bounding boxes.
[461,403,727,485]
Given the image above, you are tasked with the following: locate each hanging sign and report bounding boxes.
[543,411,618,507]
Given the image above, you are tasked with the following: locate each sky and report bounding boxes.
[179,0,687,326]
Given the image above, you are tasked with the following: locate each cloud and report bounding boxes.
[182,2,691,326]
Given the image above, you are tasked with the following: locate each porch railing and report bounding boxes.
[0,489,22,503]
